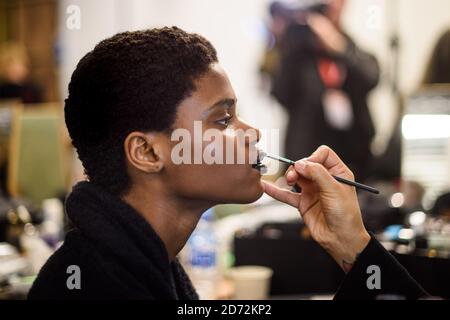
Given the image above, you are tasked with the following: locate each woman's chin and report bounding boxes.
[249,185,265,203]
[231,180,265,204]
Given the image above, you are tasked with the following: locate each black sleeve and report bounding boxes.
[271,24,316,110]
[334,235,429,300]
[338,38,380,94]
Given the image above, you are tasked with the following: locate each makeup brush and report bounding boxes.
[260,152,380,195]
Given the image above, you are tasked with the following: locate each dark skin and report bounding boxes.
[122,63,264,261]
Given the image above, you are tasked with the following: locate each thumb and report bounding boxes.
[295,160,337,193]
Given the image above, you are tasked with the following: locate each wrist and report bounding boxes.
[329,230,371,274]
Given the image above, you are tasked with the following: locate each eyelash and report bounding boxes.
[216,115,234,127]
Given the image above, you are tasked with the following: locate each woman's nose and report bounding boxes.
[239,119,261,144]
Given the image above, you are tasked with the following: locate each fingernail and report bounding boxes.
[295,160,307,172]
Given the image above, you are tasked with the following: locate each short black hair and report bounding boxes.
[65,27,218,195]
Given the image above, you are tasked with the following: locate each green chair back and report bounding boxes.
[8,107,66,204]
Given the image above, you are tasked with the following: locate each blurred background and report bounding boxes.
[0,0,449,300]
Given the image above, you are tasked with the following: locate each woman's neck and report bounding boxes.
[122,182,212,261]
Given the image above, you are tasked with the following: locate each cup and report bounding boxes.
[228,266,273,300]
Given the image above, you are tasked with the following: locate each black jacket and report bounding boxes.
[28,182,427,300]
[28,182,198,300]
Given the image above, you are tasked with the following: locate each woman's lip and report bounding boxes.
[252,162,268,175]
[251,150,263,166]
[252,162,263,169]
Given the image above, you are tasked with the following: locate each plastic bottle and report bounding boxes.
[185,208,219,300]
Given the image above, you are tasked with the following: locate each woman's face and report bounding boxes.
[160,63,265,205]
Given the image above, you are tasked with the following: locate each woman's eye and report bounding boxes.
[216,116,233,127]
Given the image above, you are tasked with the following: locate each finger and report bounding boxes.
[262,181,301,208]
[294,161,339,194]
[307,145,342,168]
[307,145,354,180]
[285,166,299,186]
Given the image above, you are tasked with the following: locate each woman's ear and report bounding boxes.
[124,132,164,174]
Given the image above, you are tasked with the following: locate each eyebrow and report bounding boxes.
[207,98,237,112]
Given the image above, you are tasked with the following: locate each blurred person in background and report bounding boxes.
[260,2,290,88]
[423,29,450,85]
[402,181,426,214]
[432,192,450,219]
[419,29,450,222]
[270,0,379,181]
[0,42,43,104]
[0,43,43,196]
